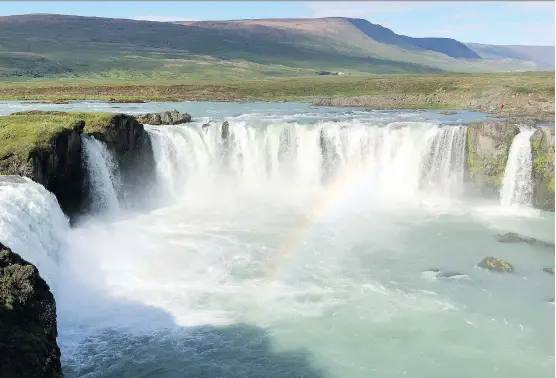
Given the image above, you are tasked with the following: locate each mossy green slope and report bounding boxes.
[0,110,113,160]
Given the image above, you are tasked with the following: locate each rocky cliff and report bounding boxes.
[87,114,156,210]
[466,120,519,190]
[0,242,62,378]
[466,120,555,211]
[5,114,156,220]
[531,126,555,211]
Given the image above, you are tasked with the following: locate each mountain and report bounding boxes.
[346,18,481,59]
[466,43,555,68]
[0,14,552,80]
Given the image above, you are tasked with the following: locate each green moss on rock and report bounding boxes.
[530,127,555,211]
[0,243,62,377]
[478,256,514,273]
[466,121,519,189]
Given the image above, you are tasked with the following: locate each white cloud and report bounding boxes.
[133,15,197,22]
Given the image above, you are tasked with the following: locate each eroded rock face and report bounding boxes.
[478,256,514,273]
[531,126,555,211]
[91,114,156,204]
[9,115,156,221]
[466,120,519,191]
[136,110,191,125]
[0,242,62,378]
[30,121,85,218]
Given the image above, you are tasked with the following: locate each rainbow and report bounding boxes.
[258,163,370,292]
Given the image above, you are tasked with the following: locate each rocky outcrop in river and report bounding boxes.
[4,114,156,220]
[465,120,519,190]
[0,242,62,378]
[531,126,555,211]
[136,110,191,125]
[466,120,555,211]
[88,114,156,208]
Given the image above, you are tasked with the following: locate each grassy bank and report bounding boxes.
[0,111,113,159]
[0,72,554,119]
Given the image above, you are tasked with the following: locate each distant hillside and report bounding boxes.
[346,18,481,59]
[466,43,555,68]
[0,14,552,81]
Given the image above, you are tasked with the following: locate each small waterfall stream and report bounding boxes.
[500,127,535,207]
[81,135,121,214]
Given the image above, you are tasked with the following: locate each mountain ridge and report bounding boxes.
[0,13,553,80]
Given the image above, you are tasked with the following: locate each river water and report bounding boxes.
[0,102,553,378]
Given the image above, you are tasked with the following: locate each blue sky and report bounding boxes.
[1,1,554,45]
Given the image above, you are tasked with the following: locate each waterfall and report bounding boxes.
[420,126,467,197]
[146,121,467,201]
[500,127,535,207]
[0,176,69,287]
[82,135,121,214]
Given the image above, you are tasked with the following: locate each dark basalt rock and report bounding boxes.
[29,114,156,220]
[0,242,62,378]
[495,232,555,249]
[478,256,514,273]
[91,114,156,204]
[136,109,191,125]
[424,269,466,279]
[221,121,230,140]
[437,271,465,278]
[30,125,85,218]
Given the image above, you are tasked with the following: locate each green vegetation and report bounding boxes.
[1,72,553,103]
[478,257,514,273]
[531,129,555,193]
[0,111,113,159]
[0,15,552,82]
[0,255,34,310]
[466,122,520,188]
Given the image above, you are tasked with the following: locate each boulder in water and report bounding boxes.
[137,110,191,125]
[440,110,458,115]
[438,271,466,278]
[542,267,554,275]
[495,232,555,249]
[478,256,514,273]
[0,242,62,378]
[424,269,467,279]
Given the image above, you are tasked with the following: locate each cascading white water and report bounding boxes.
[0,176,69,287]
[147,121,468,202]
[420,126,467,197]
[0,103,552,378]
[500,127,535,207]
[82,135,121,214]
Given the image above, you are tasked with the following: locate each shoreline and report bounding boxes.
[2,97,553,124]
[0,73,553,122]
